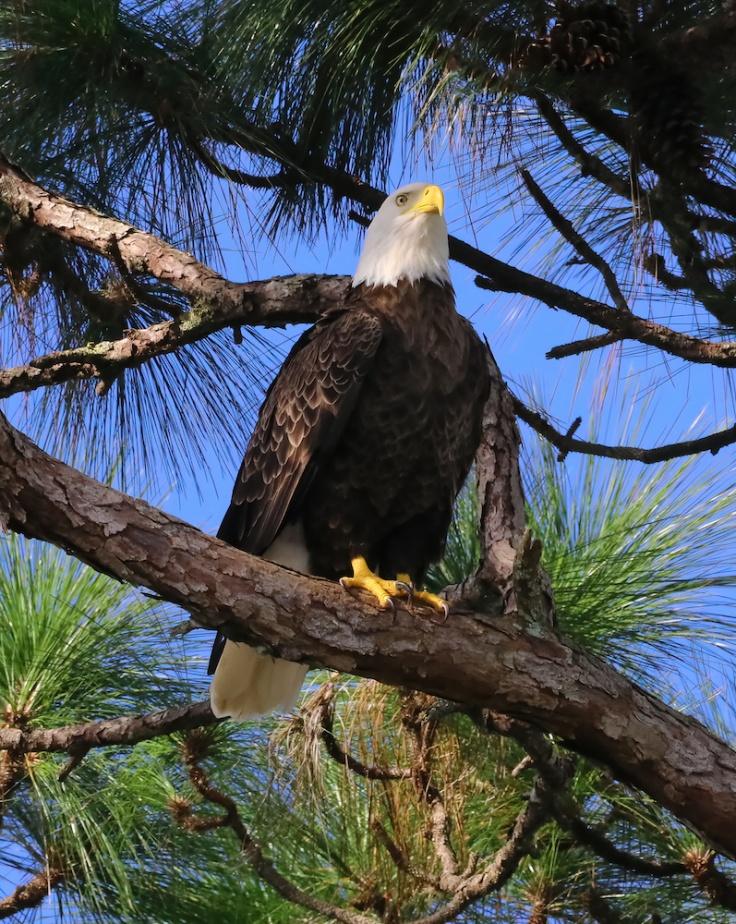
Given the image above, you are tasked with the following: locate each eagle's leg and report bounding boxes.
[340,556,411,610]
[397,573,450,620]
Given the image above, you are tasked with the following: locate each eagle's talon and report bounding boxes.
[410,589,450,620]
[340,557,409,611]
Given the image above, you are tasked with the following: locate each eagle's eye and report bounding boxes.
[395,193,409,207]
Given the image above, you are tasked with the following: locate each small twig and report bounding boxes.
[176,732,377,924]
[186,133,294,190]
[511,755,535,778]
[546,331,624,361]
[556,416,582,463]
[169,617,202,637]
[521,169,628,312]
[474,275,499,292]
[57,744,91,783]
[315,685,412,781]
[642,253,689,292]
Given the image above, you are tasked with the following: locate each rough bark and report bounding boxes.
[2,405,736,856]
[0,273,351,398]
[0,701,218,755]
[0,867,64,920]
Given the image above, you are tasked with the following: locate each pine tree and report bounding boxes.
[2,1,736,921]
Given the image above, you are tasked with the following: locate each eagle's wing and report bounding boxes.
[217,303,384,556]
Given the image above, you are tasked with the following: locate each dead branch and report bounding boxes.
[176,732,378,924]
[314,685,412,781]
[546,331,624,361]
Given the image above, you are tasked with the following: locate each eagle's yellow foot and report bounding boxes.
[340,557,411,610]
[397,573,450,621]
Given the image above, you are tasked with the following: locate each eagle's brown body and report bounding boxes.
[216,278,490,581]
[209,186,491,720]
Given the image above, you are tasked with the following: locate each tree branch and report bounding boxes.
[0,701,219,756]
[407,777,549,924]
[0,866,64,920]
[0,154,348,332]
[7,154,736,378]
[312,684,412,781]
[176,732,377,924]
[479,713,686,878]
[3,410,736,857]
[512,395,736,463]
[0,273,351,399]
[520,169,628,311]
[546,331,624,361]
[533,94,631,201]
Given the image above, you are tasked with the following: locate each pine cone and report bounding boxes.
[523,1,630,73]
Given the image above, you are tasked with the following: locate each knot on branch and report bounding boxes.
[512,529,557,634]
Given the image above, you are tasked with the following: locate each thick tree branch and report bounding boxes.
[0,274,352,399]
[0,701,218,756]
[3,411,736,856]
[0,154,348,333]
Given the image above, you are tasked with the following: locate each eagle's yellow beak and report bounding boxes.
[410,184,444,216]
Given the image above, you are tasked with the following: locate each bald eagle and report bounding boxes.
[209,183,490,720]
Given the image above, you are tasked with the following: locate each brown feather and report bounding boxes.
[210,278,489,673]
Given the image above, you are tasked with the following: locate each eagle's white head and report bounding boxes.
[352,182,450,288]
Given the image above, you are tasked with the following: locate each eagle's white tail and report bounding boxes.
[210,643,308,720]
[210,522,311,720]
